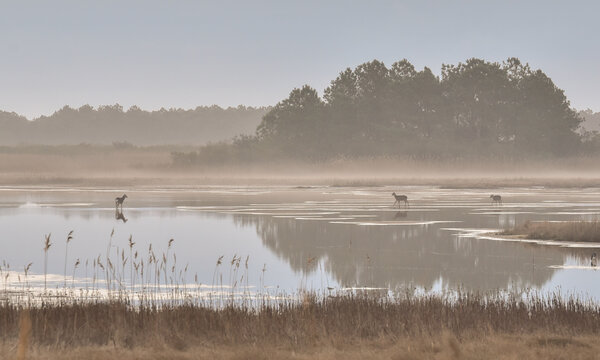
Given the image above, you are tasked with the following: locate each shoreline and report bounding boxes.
[473,231,600,249]
[5,174,600,188]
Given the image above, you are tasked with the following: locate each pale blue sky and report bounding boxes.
[1,0,598,118]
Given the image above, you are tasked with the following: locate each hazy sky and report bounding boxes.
[1,0,599,118]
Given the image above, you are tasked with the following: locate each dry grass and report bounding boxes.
[2,292,600,358]
[502,221,600,242]
[1,231,600,358]
[4,335,600,359]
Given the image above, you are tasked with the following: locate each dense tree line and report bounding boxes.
[1,57,594,162]
[0,105,267,145]
[249,58,582,159]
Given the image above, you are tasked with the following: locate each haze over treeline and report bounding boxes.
[581,110,600,132]
[172,57,600,165]
[3,57,600,163]
[256,57,580,157]
[0,105,267,146]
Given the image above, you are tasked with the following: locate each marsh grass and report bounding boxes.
[3,230,600,358]
[1,290,600,354]
[2,256,600,356]
[502,221,600,242]
[15,309,31,360]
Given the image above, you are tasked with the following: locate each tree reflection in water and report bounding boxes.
[232,204,588,294]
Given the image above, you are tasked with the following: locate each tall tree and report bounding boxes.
[256,85,325,156]
[514,69,581,154]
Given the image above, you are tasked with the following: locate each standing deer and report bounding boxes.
[392,193,409,208]
[592,253,597,267]
[490,194,502,206]
[115,194,128,209]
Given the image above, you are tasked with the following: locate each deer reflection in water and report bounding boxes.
[115,208,128,223]
[394,211,408,219]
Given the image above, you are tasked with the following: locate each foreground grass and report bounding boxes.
[4,335,600,360]
[502,221,600,243]
[2,293,600,359]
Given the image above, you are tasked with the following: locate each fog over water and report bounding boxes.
[1,186,599,299]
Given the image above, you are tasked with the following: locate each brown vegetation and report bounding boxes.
[5,334,600,359]
[502,221,600,243]
[2,292,600,359]
[2,238,598,359]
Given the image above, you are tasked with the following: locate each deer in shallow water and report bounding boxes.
[490,194,502,206]
[115,194,128,209]
[392,193,409,208]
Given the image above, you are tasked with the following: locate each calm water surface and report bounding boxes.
[1,185,599,299]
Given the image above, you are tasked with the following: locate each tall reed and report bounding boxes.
[43,234,51,291]
[63,230,73,288]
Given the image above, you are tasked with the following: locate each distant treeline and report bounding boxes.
[0,105,267,145]
[174,57,600,166]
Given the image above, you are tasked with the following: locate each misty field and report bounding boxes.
[8,145,600,188]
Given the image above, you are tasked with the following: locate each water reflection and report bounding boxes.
[234,213,567,293]
[394,211,408,219]
[1,186,600,298]
[115,208,128,223]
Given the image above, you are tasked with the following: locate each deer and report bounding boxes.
[490,194,502,206]
[592,253,597,267]
[115,194,128,209]
[392,193,409,208]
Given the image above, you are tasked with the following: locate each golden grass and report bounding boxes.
[1,292,600,356]
[16,309,31,360]
[502,221,600,242]
[1,228,600,358]
[3,335,600,360]
[1,293,600,359]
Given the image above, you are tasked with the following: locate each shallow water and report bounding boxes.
[1,185,600,299]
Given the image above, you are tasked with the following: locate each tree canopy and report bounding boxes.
[255,57,582,159]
